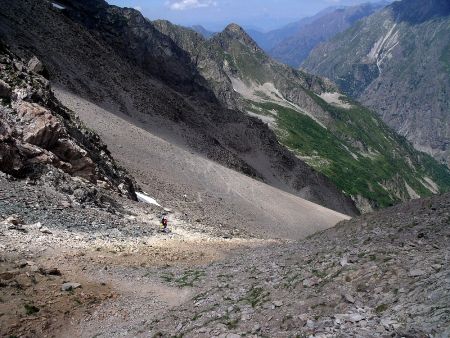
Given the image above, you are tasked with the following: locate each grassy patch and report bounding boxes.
[222,315,240,329]
[245,96,450,210]
[162,269,205,288]
[375,303,388,314]
[242,286,270,308]
[312,269,327,278]
[24,304,39,315]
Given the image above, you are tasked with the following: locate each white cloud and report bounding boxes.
[166,0,217,11]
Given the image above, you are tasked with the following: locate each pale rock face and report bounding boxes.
[16,101,62,148]
[27,56,45,74]
[0,45,136,198]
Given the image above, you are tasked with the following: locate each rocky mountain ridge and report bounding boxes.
[154,19,450,211]
[0,0,358,216]
[303,0,450,166]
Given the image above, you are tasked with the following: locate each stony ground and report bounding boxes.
[1,171,449,337]
[0,172,269,338]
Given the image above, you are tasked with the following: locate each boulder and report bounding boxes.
[303,277,321,287]
[52,138,95,179]
[16,101,63,148]
[27,56,44,74]
[1,215,23,226]
[61,282,81,291]
[39,267,61,276]
[409,269,426,277]
[343,293,355,304]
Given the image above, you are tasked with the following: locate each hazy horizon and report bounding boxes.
[106,0,391,32]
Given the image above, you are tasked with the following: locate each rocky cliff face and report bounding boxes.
[154,20,450,211]
[0,0,358,216]
[0,43,136,199]
[303,0,450,166]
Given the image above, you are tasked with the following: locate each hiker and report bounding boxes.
[161,214,169,233]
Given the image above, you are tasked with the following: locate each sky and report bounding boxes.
[106,0,388,32]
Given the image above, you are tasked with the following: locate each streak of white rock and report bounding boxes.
[136,192,162,207]
[230,77,327,128]
[51,2,65,9]
[367,22,399,73]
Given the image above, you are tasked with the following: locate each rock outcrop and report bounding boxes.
[0,44,136,199]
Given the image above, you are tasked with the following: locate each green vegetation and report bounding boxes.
[375,303,389,313]
[242,285,270,307]
[227,41,268,84]
[161,269,205,288]
[24,304,39,315]
[246,95,450,209]
[211,20,450,211]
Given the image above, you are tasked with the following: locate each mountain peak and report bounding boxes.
[224,23,245,33]
[220,23,262,51]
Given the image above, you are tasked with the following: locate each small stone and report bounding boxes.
[409,269,426,277]
[14,61,23,71]
[61,282,81,291]
[176,322,183,331]
[40,267,61,276]
[60,201,72,208]
[40,227,53,234]
[381,318,398,329]
[0,271,17,280]
[340,255,349,267]
[348,314,364,323]
[1,215,22,226]
[273,301,283,307]
[241,313,252,321]
[16,260,29,268]
[27,222,42,229]
[226,334,241,338]
[251,324,261,333]
[343,294,355,304]
[431,264,442,271]
[7,224,27,232]
[303,277,321,287]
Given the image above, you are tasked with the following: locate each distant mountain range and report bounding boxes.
[1,0,449,214]
[154,20,450,211]
[190,25,215,39]
[247,1,390,67]
[303,0,450,166]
